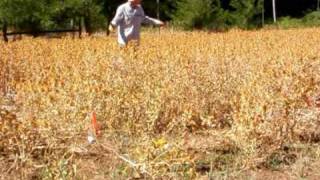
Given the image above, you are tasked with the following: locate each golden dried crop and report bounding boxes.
[0,28,320,179]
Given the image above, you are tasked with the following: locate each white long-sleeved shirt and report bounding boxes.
[111,2,162,46]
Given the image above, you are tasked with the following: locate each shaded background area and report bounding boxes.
[264,0,318,18]
[0,0,320,35]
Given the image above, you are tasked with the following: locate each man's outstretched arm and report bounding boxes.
[143,16,165,26]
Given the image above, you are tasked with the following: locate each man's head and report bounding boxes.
[129,0,141,6]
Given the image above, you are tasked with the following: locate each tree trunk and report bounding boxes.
[157,0,160,20]
[157,0,160,33]
[79,17,82,38]
[84,16,92,35]
[262,0,265,27]
[71,19,75,39]
[106,20,110,36]
[2,22,8,42]
[272,0,277,23]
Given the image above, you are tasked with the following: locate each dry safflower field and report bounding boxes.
[1,28,320,179]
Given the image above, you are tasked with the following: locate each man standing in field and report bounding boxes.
[109,0,164,46]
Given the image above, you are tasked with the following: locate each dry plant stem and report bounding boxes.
[99,143,151,176]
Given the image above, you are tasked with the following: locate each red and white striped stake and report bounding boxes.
[88,111,101,144]
[91,111,101,136]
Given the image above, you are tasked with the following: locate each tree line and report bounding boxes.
[0,0,319,34]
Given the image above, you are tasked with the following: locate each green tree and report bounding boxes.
[0,0,55,33]
[229,0,264,28]
[173,0,212,29]
[0,0,106,35]
[79,0,106,34]
[48,0,106,33]
[172,0,230,30]
[142,0,177,21]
